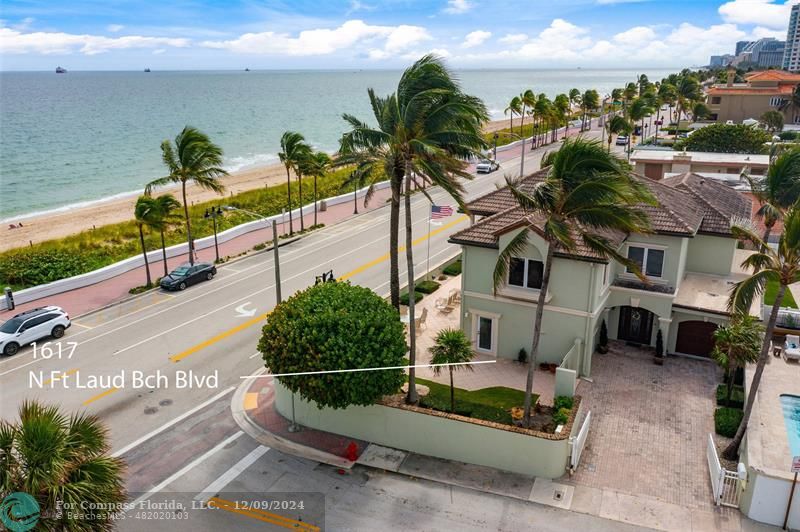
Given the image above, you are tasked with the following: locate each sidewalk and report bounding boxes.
[232,375,776,532]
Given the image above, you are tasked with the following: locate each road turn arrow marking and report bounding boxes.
[235,302,257,318]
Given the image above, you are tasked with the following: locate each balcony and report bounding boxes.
[611,277,675,295]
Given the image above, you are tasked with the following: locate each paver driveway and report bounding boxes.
[570,341,722,510]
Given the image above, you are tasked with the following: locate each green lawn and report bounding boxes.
[414,377,537,425]
[765,279,798,308]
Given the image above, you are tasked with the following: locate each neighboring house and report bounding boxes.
[706,69,800,124]
[630,149,768,180]
[448,170,756,378]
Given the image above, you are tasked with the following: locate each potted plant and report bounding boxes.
[518,348,528,364]
[654,329,665,365]
[597,319,609,353]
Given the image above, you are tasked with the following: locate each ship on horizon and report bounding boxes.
[55,66,67,73]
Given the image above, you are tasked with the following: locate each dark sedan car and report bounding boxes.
[160,262,216,291]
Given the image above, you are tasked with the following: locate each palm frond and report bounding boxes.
[493,228,530,294]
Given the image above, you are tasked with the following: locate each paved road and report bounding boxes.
[1,122,641,530]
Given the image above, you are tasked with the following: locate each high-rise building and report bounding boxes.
[735,38,785,68]
[709,54,734,68]
[736,40,752,56]
[783,4,800,71]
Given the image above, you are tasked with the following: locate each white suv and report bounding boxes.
[0,306,71,356]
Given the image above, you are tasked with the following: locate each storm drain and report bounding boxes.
[528,479,574,509]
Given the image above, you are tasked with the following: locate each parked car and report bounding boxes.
[0,306,71,356]
[160,262,217,291]
[475,158,500,173]
[615,135,629,146]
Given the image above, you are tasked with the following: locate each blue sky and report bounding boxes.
[0,0,796,70]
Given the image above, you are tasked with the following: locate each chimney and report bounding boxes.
[726,66,735,87]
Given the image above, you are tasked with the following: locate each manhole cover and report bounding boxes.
[159,399,173,407]
[144,407,158,415]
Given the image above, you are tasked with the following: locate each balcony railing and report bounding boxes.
[612,278,675,295]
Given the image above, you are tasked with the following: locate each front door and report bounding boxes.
[477,316,493,352]
[618,306,655,345]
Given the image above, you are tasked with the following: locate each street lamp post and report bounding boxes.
[204,206,223,263]
[493,132,498,161]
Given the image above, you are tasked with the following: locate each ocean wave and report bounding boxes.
[0,188,146,224]
[224,152,280,173]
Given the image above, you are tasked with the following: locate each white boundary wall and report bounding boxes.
[2,181,390,310]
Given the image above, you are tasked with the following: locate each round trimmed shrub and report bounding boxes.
[258,282,407,409]
[714,407,744,438]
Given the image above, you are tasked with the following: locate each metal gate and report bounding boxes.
[707,434,741,507]
[569,411,591,472]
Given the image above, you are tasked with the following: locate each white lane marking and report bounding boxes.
[70,321,94,330]
[235,302,257,318]
[111,386,235,458]
[0,357,41,377]
[248,352,260,359]
[193,445,270,501]
[130,430,245,507]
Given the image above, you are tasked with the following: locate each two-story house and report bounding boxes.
[448,170,755,378]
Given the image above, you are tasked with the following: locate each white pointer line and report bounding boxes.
[240,361,496,379]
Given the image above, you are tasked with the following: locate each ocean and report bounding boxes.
[0,68,674,220]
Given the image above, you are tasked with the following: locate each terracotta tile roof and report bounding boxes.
[661,172,752,236]
[744,70,800,83]
[707,85,794,96]
[449,206,627,262]
[451,170,753,261]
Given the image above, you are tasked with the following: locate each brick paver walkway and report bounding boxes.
[571,341,722,510]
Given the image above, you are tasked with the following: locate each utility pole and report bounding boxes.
[519,134,527,177]
[272,219,282,304]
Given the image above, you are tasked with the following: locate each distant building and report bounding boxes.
[732,38,785,68]
[709,54,734,68]
[630,150,768,181]
[784,4,800,71]
[736,41,752,56]
[706,69,800,124]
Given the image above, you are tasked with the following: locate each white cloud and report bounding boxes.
[612,26,656,45]
[13,17,35,31]
[202,20,430,58]
[511,18,590,60]
[107,24,124,33]
[461,30,491,48]
[443,0,473,14]
[719,0,799,29]
[347,0,375,13]
[751,25,787,39]
[152,48,166,55]
[0,27,190,55]
[498,33,527,44]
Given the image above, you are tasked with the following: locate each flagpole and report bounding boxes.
[427,206,432,281]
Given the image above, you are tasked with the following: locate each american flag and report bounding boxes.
[431,205,454,219]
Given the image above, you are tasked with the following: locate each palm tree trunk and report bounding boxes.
[509,114,513,134]
[449,367,455,413]
[404,172,419,405]
[726,368,734,407]
[523,245,555,427]
[286,167,293,235]
[298,174,304,232]
[722,283,786,459]
[353,181,359,215]
[160,229,168,277]
[389,176,401,310]
[313,175,318,226]
[182,181,194,266]
[762,222,774,250]
[138,224,152,286]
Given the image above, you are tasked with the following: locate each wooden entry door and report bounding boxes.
[618,306,655,345]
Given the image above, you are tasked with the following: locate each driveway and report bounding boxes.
[569,341,722,510]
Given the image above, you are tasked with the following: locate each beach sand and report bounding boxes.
[2,119,513,252]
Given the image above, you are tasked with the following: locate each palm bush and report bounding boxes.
[429,328,475,412]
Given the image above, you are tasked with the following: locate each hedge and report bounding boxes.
[443,259,462,276]
[400,291,424,305]
[415,280,441,294]
[716,384,745,409]
[714,407,744,438]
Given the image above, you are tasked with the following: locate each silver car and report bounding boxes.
[0,306,71,356]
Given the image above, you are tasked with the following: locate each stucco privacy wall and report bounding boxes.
[273,381,571,479]
[685,235,737,276]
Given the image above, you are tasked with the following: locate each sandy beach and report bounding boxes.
[2,119,513,253]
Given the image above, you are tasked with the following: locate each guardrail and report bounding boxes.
[1,180,391,311]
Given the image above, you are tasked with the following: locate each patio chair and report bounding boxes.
[434,297,454,313]
[448,289,461,304]
[784,334,800,361]
[414,307,428,332]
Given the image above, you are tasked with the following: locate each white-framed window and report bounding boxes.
[602,263,611,288]
[769,97,785,107]
[508,257,543,290]
[626,245,665,278]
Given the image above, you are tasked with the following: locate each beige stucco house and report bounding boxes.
[630,149,768,180]
[706,69,800,124]
[448,170,756,379]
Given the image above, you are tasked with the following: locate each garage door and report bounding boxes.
[675,321,717,357]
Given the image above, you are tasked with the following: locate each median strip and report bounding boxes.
[208,497,320,532]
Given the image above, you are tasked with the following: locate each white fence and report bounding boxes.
[1,180,391,311]
[569,410,591,472]
[706,433,741,508]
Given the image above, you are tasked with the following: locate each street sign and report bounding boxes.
[793,455,800,473]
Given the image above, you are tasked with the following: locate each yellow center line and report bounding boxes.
[169,312,271,363]
[69,321,94,330]
[83,387,120,406]
[209,497,320,531]
[43,368,78,386]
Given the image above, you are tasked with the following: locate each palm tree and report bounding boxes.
[145,126,227,266]
[340,55,487,403]
[300,151,332,227]
[638,74,650,96]
[278,131,311,235]
[691,102,711,122]
[492,138,654,426]
[505,96,522,133]
[533,94,551,148]
[150,194,182,276]
[520,89,536,138]
[744,148,800,245]
[711,315,761,407]
[760,110,784,133]
[674,75,701,122]
[628,97,653,153]
[605,115,632,153]
[134,195,159,286]
[555,93,571,139]
[623,82,638,112]
[429,328,475,412]
[581,89,599,132]
[723,208,800,459]
[0,400,126,531]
